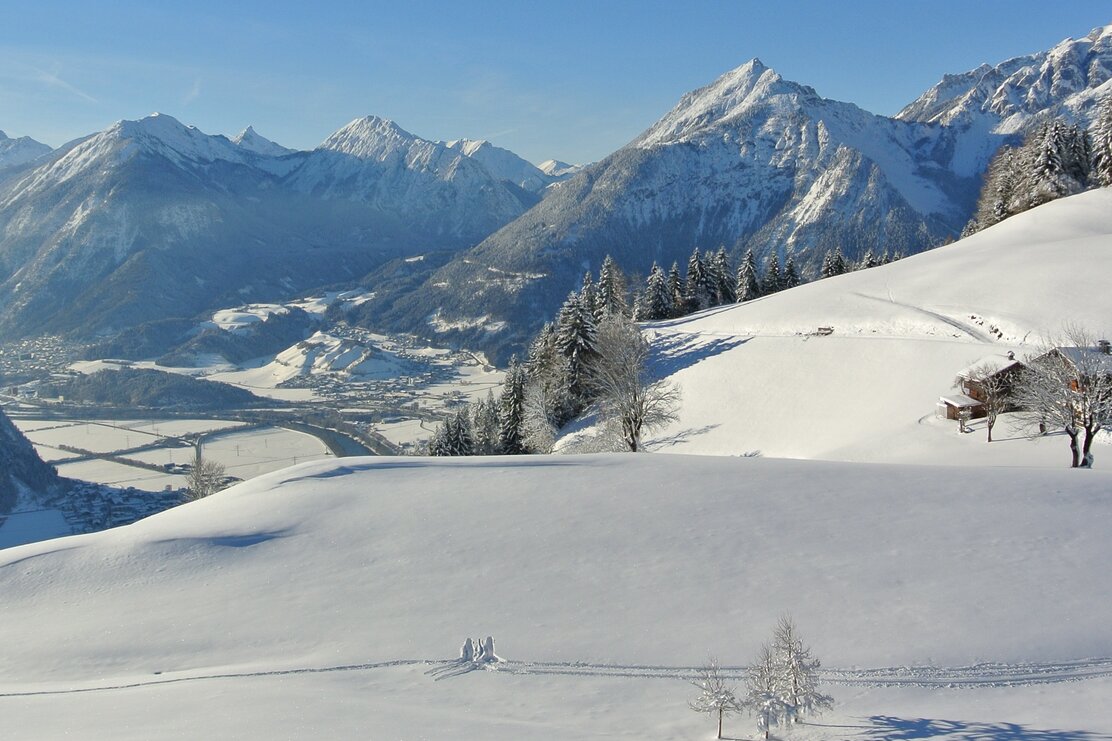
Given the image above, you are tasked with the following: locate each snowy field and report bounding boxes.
[1,454,1111,739]
[643,189,1112,468]
[10,417,330,490]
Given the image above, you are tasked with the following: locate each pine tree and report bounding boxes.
[710,246,735,304]
[555,291,599,407]
[762,253,783,294]
[442,409,474,456]
[642,262,673,321]
[783,256,801,289]
[667,262,685,317]
[499,358,528,454]
[684,247,712,312]
[819,249,847,278]
[470,390,501,455]
[595,255,628,320]
[1030,120,1086,207]
[426,423,450,456]
[1091,96,1112,187]
[735,249,761,302]
[579,271,598,318]
[858,250,880,270]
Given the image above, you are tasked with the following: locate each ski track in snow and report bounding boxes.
[851,292,997,343]
[5,657,1112,698]
[500,657,1112,688]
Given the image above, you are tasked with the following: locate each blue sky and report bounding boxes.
[1,1,1109,164]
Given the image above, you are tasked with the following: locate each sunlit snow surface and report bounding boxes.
[643,189,1112,465]
[1,454,1111,738]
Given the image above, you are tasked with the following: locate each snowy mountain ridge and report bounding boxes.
[0,113,547,339]
[898,24,1112,131]
[0,129,53,172]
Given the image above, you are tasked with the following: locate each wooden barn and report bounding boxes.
[938,352,1024,422]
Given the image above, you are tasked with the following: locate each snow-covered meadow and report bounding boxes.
[1,454,1111,739]
[10,417,331,491]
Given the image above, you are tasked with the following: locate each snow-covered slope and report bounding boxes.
[231,125,294,156]
[643,188,1112,462]
[2,453,1111,738]
[899,24,1112,133]
[0,129,52,172]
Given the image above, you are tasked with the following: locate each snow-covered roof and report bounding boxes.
[1047,346,1112,375]
[956,354,1022,380]
[939,393,982,408]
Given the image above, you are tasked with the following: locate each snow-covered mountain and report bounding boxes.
[537,158,582,178]
[283,116,539,235]
[0,114,541,340]
[371,58,987,358]
[0,408,60,514]
[372,28,1112,361]
[231,125,294,156]
[898,24,1112,134]
[444,138,557,192]
[0,129,52,172]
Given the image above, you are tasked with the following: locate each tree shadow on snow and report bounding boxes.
[851,715,1112,740]
[643,424,722,449]
[646,332,750,377]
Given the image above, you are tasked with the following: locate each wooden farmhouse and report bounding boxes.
[1033,341,1112,388]
[938,352,1024,421]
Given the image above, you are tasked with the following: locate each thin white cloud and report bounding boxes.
[182,77,202,105]
[29,66,98,104]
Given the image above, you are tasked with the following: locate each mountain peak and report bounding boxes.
[634,57,795,147]
[232,125,293,156]
[318,116,420,159]
[0,130,7,140]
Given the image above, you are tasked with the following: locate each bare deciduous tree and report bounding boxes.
[586,315,680,452]
[959,364,1011,442]
[185,456,226,501]
[745,643,788,740]
[772,614,833,724]
[1012,327,1112,468]
[690,656,744,740]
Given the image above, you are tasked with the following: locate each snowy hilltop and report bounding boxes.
[639,188,1112,464]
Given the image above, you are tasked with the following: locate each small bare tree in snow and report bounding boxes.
[745,643,789,740]
[959,364,1011,443]
[1012,327,1112,468]
[772,614,833,724]
[185,456,226,501]
[690,656,744,740]
[586,315,680,452]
